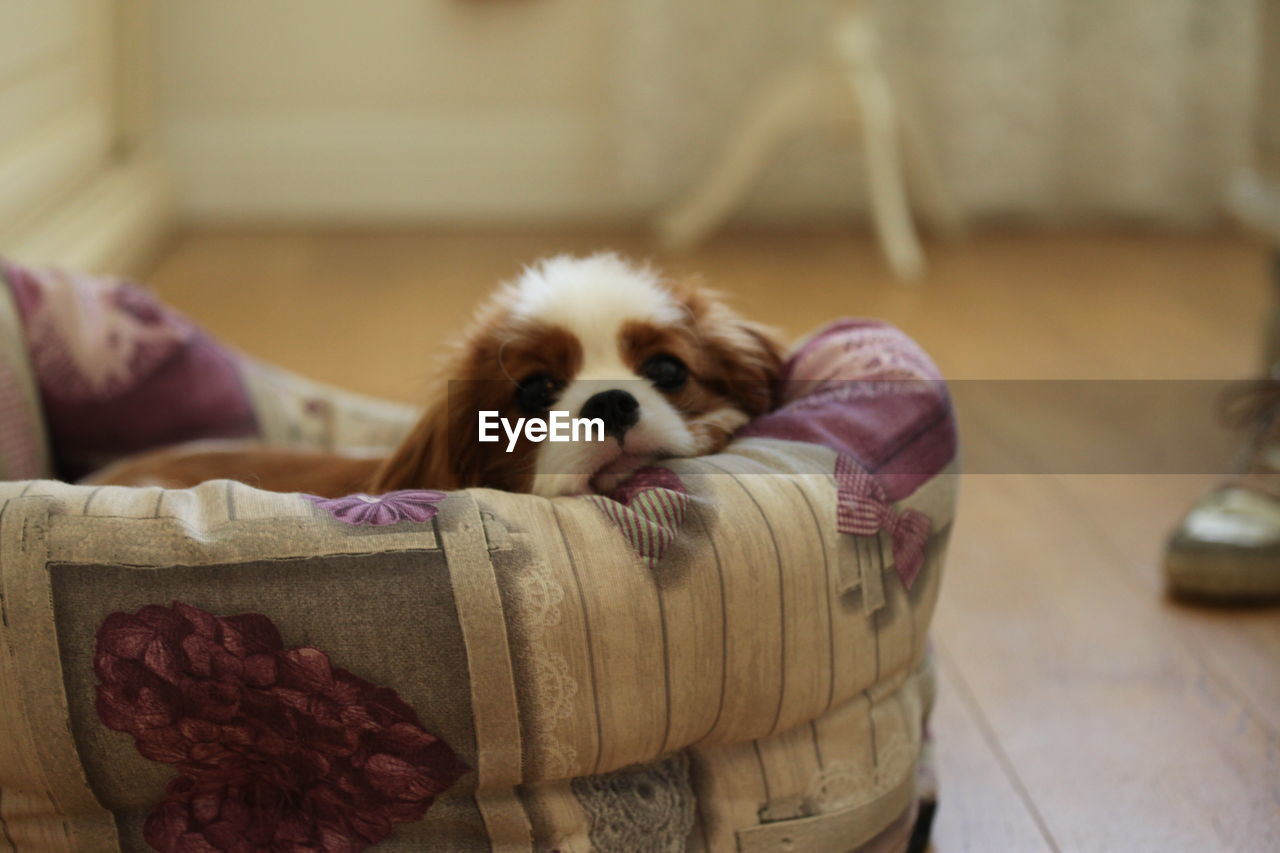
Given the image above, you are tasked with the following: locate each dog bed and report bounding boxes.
[0,261,957,853]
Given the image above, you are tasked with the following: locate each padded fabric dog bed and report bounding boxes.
[0,261,957,853]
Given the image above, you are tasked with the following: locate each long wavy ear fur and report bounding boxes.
[367,401,458,493]
[674,277,786,416]
[368,342,501,493]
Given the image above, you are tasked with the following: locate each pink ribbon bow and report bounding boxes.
[835,454,931,589]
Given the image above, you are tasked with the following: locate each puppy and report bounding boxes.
[91,253,783,497]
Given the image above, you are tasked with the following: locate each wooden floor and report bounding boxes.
[146,227,1280,852]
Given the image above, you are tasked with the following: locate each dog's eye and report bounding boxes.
[515,373,559,414]
[641,354,688,392]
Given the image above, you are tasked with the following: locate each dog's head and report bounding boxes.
[371,253,783,496]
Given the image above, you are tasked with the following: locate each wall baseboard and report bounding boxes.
[165,110,624,223]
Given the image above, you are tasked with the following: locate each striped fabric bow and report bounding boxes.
[834,454,931,589]
[587,467,691,569]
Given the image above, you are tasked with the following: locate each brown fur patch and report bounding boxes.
[371,318,582,494]
[620,282,784,422]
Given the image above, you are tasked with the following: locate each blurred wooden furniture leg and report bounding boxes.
[654,63,822,253]
[654,0,954,282]
[897,81,964,239]
[835,0,924,279]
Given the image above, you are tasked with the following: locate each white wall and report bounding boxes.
[0,0,171,273]
[161,0,617,222]
[161,0,1257,226]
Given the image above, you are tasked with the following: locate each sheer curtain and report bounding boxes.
[609,0,1257,225]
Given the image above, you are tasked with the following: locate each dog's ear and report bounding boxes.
[673,277,786,416]
[369,371,507,493]
[368,402,458,493]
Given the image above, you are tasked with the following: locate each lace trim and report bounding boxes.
[570,753,696,853]
[513,560,580,778]
[805,732,914,816]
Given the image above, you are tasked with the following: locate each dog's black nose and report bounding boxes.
[580,389,640,438]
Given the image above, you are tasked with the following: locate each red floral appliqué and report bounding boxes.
[94,601,468,852]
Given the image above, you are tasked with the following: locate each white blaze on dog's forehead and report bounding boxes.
[508,253,683,333]
[505,252,702,496]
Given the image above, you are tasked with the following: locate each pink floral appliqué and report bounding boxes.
[94,601,468,853]
[304,490,446,526]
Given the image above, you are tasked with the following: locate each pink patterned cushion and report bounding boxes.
[740,319,956,501]
[0,259,257,480]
